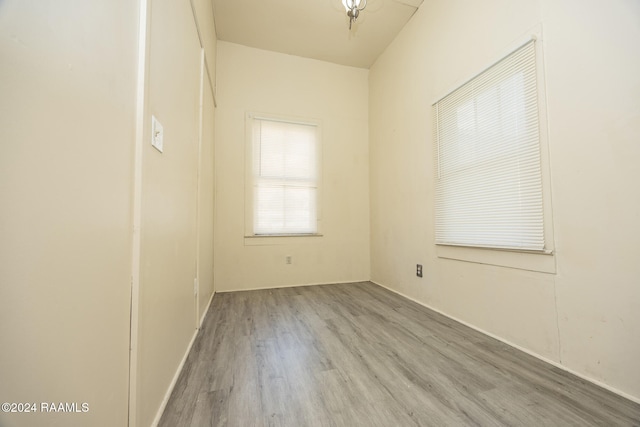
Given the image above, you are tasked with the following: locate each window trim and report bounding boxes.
[431,28,556,273]
[244,112,323,238]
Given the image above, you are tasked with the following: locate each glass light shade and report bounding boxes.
[342,0,362,11]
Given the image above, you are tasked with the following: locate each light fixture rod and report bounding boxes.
[342,0,367,30]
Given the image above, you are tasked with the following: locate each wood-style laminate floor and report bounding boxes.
[159,282,640,426]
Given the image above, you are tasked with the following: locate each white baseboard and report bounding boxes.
[200,290,215,327]
[151,291,216,427]
[150,328,198,427]
[371,280,640,405]
[215,279,370,293]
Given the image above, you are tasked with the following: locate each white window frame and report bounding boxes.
[432,30,555,273]
[244,112,323,239]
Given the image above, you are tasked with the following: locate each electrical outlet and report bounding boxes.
[416,264,423,277]
[286,256,292,265]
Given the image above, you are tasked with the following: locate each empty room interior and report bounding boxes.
[1,0,640,426]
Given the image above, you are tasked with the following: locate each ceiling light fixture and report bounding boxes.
[342,0,367,30]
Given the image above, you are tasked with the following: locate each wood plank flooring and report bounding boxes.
[159,282,640,426]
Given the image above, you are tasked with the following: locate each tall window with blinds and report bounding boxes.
[433,40,545,251]
[249,116,320,236]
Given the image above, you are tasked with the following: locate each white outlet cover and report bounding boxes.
[151,115,164,153]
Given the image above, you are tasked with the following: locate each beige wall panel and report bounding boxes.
[0,0,137,426]
[540,0,640,399]
[198,71,216,318]
[135,0,203,425]
[369,0,640,400]
[214,42,370,291]
[190,0,217,91]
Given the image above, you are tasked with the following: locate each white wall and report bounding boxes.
[197,69,216,322]
[369,0,640,401]
[0,1,138,426]
[134,0,201,424]
[133,0,217,425]
[191,0,217,321]
[0,0,217,426]
[214,42,370,291]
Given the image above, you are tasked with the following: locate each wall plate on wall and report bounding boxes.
[151,115,164,153]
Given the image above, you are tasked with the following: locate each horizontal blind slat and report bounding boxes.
[434,40,544,251]
[253,118,319,235]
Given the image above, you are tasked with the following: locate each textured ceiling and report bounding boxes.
[212,0,423,69]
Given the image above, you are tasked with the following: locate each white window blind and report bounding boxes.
[251,117,319,235]
[434,40,545,251]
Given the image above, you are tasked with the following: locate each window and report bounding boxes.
[433,40,546,252]
[246,114,321,236]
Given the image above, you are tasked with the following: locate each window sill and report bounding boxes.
[244,234,323,246]
[436,244,556,273]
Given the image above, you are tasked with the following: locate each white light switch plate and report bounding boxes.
[151,115,164,153]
